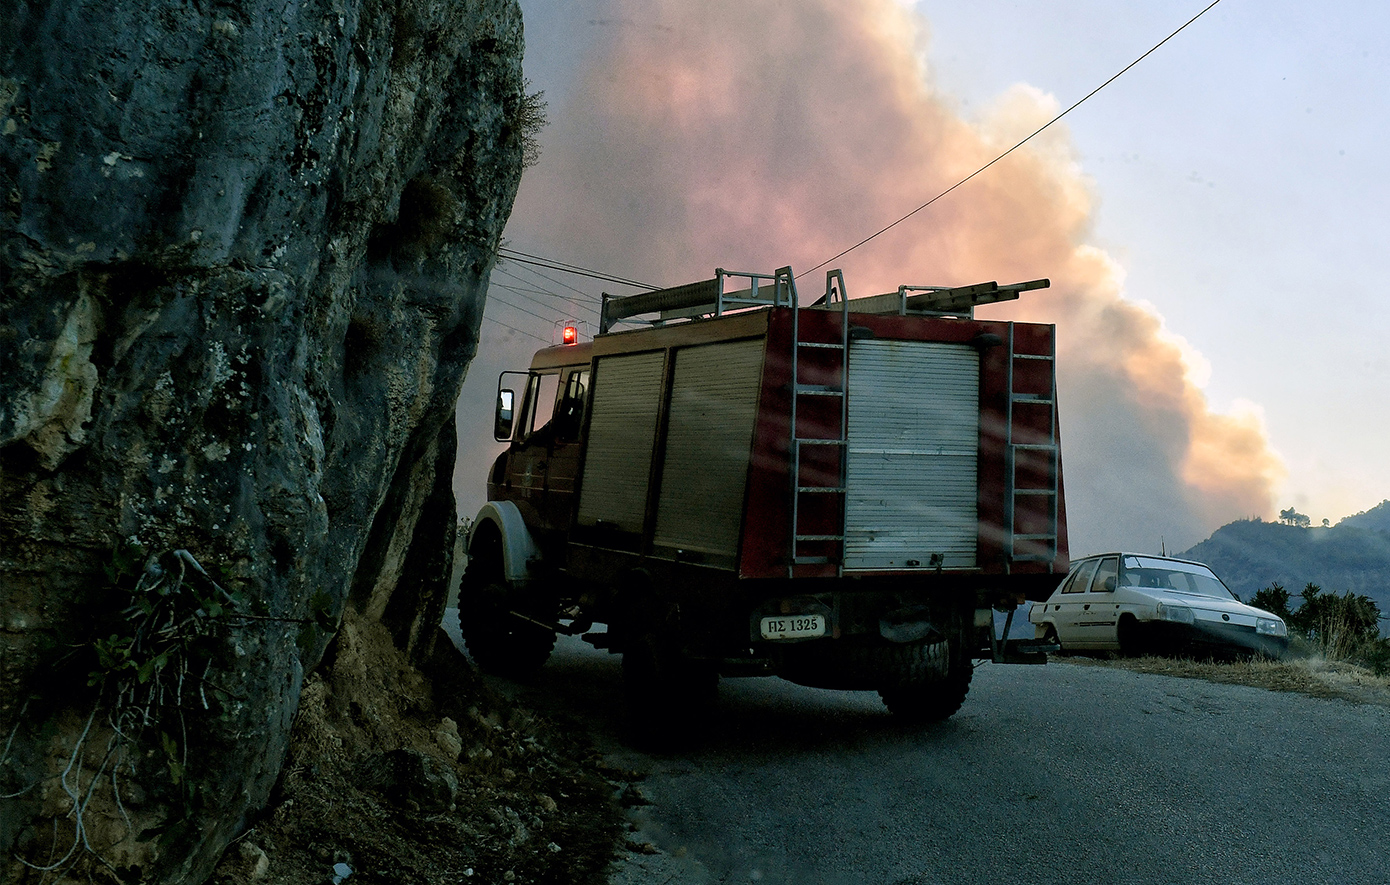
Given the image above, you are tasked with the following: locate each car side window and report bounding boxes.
[1061,560,1099,594]
[1089,556,1119,593]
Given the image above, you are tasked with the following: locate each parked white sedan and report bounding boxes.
[1029,553,1289,659]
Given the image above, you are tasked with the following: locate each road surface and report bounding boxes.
[442,616,1390,885]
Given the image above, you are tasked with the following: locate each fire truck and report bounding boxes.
[460,266,1066,732]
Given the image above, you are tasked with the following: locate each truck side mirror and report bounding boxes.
[494,388,515,441]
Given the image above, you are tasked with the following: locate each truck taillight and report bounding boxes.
[562,325,578,345]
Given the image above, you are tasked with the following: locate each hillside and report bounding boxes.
[1338,499,1390,533]
[1181,513,1390,618]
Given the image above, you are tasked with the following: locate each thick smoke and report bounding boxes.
[466,0,1283,553]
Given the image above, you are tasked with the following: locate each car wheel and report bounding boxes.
[1116,614,1149,657]
[457,533,556,678]
[1043,624,1063,652]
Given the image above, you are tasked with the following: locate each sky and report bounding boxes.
[453,0,1390,556]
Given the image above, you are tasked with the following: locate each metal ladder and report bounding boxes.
[1005,324,1060,565]
[789,270,851,577]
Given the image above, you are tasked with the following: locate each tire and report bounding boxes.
[1116,614,1149,658]
[877,637,974,724]
[875,613,975,724]
[1043,624,1063,652]
[620,594,718,748]
[457,533,556,679]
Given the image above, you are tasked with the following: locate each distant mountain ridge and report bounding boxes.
[1338,499,1390,533]
[1181,500,1390,620]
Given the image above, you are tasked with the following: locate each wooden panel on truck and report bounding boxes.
[845,340,980,569]
[653,338,765,559]
[576,351,666,532]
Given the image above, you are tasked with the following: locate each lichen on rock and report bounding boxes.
[0,0,528,881]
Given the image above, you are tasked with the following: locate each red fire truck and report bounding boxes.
[461,266,1066,732]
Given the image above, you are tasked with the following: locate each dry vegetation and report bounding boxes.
[1063,651,1390,709]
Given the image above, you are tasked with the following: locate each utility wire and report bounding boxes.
[491,266,601,319]
[498,247,659,290]
[802,0,1225,277]
[482,314,550,344]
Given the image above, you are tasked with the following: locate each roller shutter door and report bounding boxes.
[844,340,979,569]
[577,351,666,532]
[653,339,765,558]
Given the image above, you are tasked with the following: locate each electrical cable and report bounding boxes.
[498,247,659,290]
[481,314,551,344]
[801,0,1225,277]
[491,267,601,319]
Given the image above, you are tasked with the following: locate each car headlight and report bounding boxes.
[1256,617,1287,637]
[1156,603,1195,624]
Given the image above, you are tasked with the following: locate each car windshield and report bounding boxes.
[1121,557,1237,600]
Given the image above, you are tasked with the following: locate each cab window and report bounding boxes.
[519,372,561,440]
[553,369,590,442]
[1061,559,1099,594]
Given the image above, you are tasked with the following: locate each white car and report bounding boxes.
[1029,553,1289,659]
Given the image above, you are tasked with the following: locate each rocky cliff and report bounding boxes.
[0,0,525,880]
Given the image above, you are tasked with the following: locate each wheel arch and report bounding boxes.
[467,501,543,585]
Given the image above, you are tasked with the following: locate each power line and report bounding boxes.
[491,267,601,319]
[498,247,659,290]
[802,0,1225,277]
[482,314,550,344]
[487,291,568,326]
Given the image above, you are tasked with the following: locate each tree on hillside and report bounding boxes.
[1279,507,1311,528]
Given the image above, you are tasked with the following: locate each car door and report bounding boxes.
[1075,555,1121,647]
[1050,558,1100,647]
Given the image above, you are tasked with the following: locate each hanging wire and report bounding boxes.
[801,0,1225,277]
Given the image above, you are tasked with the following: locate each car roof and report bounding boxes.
[1070,552,1213,569]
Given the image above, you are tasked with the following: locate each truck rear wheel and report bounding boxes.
[619,593,718,746]
[457,537,556,678]
[876,627,974,724]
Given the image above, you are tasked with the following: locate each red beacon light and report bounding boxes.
[561,325,578,345]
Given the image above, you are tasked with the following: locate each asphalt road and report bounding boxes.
[442,616,1390,885]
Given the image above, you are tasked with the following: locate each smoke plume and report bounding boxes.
[467,0,1284,553]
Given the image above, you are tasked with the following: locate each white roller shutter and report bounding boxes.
[653,339,765,557]
[844,340,979,569]
[577,351,666,532]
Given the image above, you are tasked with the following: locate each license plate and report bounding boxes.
[760,614,826,640]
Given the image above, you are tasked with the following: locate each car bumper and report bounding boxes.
[1147,619,1289,659]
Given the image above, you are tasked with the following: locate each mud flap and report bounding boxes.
[989,606,1057,664]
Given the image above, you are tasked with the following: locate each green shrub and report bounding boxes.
[1271,581,1390,675]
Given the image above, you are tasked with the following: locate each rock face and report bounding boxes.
[0,1,524,881]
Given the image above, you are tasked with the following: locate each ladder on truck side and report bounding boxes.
[1004,323,1060,566]
[788,271,851,577]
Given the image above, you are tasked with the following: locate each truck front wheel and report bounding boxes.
[457,536,556,678]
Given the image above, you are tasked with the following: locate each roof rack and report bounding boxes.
[599,269,1050,333]
[813,279,1049,318]
[600,267,796,334]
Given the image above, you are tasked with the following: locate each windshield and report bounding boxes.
[1120,557,1236,600]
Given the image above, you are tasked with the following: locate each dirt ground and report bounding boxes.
[210,616,629,885]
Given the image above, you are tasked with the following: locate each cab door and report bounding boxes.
[540,368,589,530]
[506,371,562,525]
